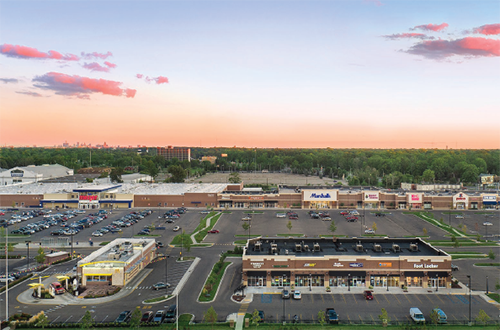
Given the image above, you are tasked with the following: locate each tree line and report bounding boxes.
[1,147,498,187]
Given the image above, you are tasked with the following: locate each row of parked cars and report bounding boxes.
[10,210,85,235]
[105,210,152,236]
[50,210,108,236]
[309,211,331,220]
[115,305,177,324]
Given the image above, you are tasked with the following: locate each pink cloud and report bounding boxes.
[413,23,449,32]
[104,61,117,68]
[145,75,169,84]
[32,72,136,99]
[473,23,500,35]
[136,74,144,79]
[82,62,110,72]
[81,51,113,60]
[364,0,383,6]
[406,37,500,59]
[16,91,43,97]
[384,33,433,40]
[0,44,79,61]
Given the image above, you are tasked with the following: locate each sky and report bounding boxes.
[0,0,499,149]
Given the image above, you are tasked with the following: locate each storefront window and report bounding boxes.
[406,276,423,287]
[271,276,290,287]
[371,276,399,287]
[248,276,266,287]
[295,275,324,287]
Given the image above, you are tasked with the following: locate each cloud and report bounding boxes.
[145,75,169,84]
[364,0,383,6]
[0,78,19,84]
[472,23,500,35]
[384,33,434,40]
[136,74,144,79]
[82,62,111,72]
[15,91,43,97]
[32,72,136,99]
[406,37,500,59]
[81,51,113,60]
[104,61,117,68]
[413,23,449,32]
[0,44,79,61]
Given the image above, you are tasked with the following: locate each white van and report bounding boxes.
[410,308,425,323]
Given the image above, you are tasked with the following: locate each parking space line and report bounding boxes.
[331,294,336,303]
[81,306,87,309]
[347,313,350,323]
[311,294,315,303]
[453,315,458,320]
[435,294,445,304]
[352,294,358,304]
[383,294,390,304]
[373,295,380,304]
[321,294,325,303]
[371,314,375,322]
[402,293,411,303]
[358,315,363,323]
[394,315,398,322]
[413,294,423,304]
[342,294,347,304]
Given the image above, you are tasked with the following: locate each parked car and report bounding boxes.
[164,305,177,323]
[432,308,447,324]
[410,308,425,323]
[141,311,154,323]
[91,231,103,237]
[483,221,493,226]
[293,290,302,300]
[340,211,349,215]
[152,282,171,290]
[281,289,290,299]
[276,213,286,218]
[115,311,131,323]
[451,264,459,271]
[153,310,165,323]
[363,290,373,300]
[242,216,252,221]
[375,213,386,217]
[51,282,65,295]
[0,275,15,283]
[326,308,339,324]
[258,311,265,322]
[455,214,464,219]
[173,226,180,232]
[365,229,375,234]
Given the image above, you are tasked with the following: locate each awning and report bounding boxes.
[404,271,425,277]
[271,271,291,277]
[482,201,497,205]
[247,271,266,277]
[85,273,112,276]
[427,271,449,277]
[329,271,366,276]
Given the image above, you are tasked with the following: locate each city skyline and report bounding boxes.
[1,0,499,149]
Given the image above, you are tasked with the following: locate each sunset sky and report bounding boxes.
[1,0,499,149]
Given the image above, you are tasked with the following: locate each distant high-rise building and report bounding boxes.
[156,146,191,162]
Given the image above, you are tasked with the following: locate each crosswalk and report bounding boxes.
[44,303,69,314]
[124,286,153,290]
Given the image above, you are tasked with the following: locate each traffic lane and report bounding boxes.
[249,293,498,323]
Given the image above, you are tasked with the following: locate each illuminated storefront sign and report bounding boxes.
[303,263,316,267]
[79,195,98,201]
[378,262,392,268]
[251,262,264,268]
[303,190,337,201]
[364,192,379,201]
[333,263,344,267]
[413,264,438,269]
[350,263,364,268]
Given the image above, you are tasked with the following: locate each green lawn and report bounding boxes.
[487,293,500,303]
[474,263,500,267]
[144,294,172,303]
[198,261,231,302]
[277,233,304,237]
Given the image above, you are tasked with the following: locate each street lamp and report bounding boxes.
[180,227,183,261]
[348,274,350,292]
[25,240,31,271]
[386,274,389,292]
[165,255,169,284]
[309,273,312,292]
[282,274,286,324]
[436,274,438,292]
[486,276,489,295]
[467,275,471,325]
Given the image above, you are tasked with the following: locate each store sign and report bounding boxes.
[378,262,392,268]
[413,263,438,269]
[11,172,24,177]
[409,194,422,203]
[303,263,316,267]
[349,263,364,268]
[481,175,494,185]
[303,190,337,201]
[333,263,344,267]
[364,192,379,201]
[453,193,468,203]
[273,265,289,268]
[79,195,98,201]
[482,195,496,202]
[251,262,264,269]
[249,196,264,200]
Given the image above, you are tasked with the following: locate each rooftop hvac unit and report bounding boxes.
[304,245,310,251]
[410,243,418,252]
[271,247,278,254]
[313,243,320,252]
[392,244,401,253]
[356,244,364,252]
[255,242,262,251]
[295,243,302,252]
[373,244,382,252]
[271,243,278,249]
[285,249,289,255]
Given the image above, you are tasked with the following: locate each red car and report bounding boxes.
[363,290,373,300]
[340,211,349,216]
[208,230,220,234]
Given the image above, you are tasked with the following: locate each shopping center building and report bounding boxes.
[242,237,452,290]
[77,238,156,287]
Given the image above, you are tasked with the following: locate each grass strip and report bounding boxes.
[451,255,488,260]
[474,263,500,267]
[235,234,261,238]
[99,241,110,246]
[195,213,222,243]
[234,240,248,245]
[198,261,231,302]
[144,294,172,303]
[435,242,498,247]
[445,251,489,254]
[487,293,500,303]
[405,211,467,237]
[276,233,304,237]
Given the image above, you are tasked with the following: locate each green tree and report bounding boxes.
[475,309,490,325]
[429,308,439,326]
[37,313,49,329]
[317,310,326,326]
[329,220,337,236]
[35,247,46,264]
[110,167,124,183]
[168,165,186,183]
[144,160,160,181]
[251,309,261,326]
[81,310,94,330]
[129,307,142,329]
[372,222,377,233]
[286,220,293,232]
[378,308,391,325]
[203,306,218,329]
[242,222,250,237]
[181,230,192,253]
[228,172,241,183]
[423,228,428,236]
[488,248,495,260]
[422,169,435,183]
[495,279,500,292]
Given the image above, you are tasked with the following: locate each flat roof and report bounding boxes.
[244,237,445,258]
[78,238,155,267]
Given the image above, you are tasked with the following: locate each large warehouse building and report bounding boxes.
[242,237,452,290]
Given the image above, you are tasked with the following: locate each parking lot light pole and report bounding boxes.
[486,276,488,295]
[386,274,389,292]
[436,274,438,292]
[348,274,350,292]
[165,255,169,284]
[467,275,471,325]
[26,240,31,271]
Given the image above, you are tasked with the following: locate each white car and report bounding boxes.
[276,213,286,218]
[483,221,493,226]
[455,214,464,219]
[91,231,103,237]
[365,229,375,234]
[293,290,302,300]
[350,210,360,216]
[0,276,15,283]
[173,226,180,232]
